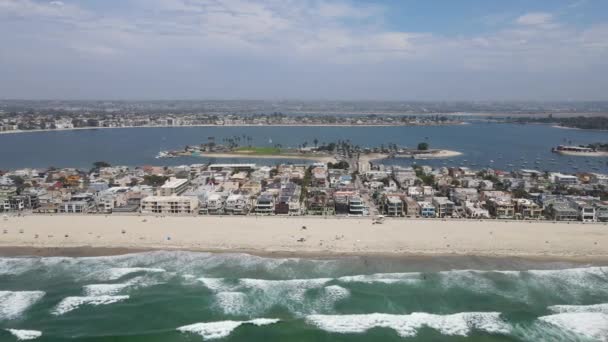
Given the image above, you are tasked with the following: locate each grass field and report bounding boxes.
[233,146,282,155]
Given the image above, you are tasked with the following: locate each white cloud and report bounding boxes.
[0,0,607,99]
[516,12,554,26]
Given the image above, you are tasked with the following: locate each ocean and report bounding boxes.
[0,251,607,341]
[0,123,607,173]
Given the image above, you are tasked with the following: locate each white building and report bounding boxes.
[550,173,578,185]
[224,194,249,215]
[159,178,190,196]
[141,196,198,215]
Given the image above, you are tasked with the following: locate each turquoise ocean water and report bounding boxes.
[0,251,607,341]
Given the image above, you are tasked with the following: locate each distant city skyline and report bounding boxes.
[1,0,607,101]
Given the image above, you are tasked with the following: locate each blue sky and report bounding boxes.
[0,0,607,100]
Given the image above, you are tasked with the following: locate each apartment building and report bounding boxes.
[159,178,190,196]
[140,195,198,215]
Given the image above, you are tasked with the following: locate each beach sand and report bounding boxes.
[1,215,607,260]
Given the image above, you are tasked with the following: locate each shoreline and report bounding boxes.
[1,245,608,264]
[0,122,465,135]
[1,215,607,260]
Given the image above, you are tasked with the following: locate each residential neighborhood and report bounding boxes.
[2,160,608,223]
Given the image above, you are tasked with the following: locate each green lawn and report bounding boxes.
[234,146,281,155]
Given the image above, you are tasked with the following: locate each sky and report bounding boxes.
[0,0,607,101]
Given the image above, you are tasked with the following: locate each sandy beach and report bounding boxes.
[1,215,607,259]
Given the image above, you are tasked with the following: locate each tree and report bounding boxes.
[417,142,429,151]
[143,175,168,187]
[93,161,111,169]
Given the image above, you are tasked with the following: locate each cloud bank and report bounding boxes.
[0,0,607,100]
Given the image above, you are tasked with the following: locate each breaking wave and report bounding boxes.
[538,312,608,341]
[0,291,45,320]
[306,312,510,337]
[548,303,608,314]
[52,295,129,315]
[177,318,280,340]
[5,329,42,341]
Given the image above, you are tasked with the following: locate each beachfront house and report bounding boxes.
[348,196,365,216]
[486,198,515,219]
[404,197,420,217]
[383,195,404,217]
[254,193,274,215]
[544,199,579,221]
[419,201,436,218]
[60,193,96,213]
[514,199,543,219]
[203,193,225,215]
[432,197,455,218]
[573,200,597,222]
[224,194,249,215]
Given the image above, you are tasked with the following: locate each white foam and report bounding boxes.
[0,291,45,320]
[98,267,165,281]
[215,292,248,315]
[52,295,129,315]
[240,278,332,290]
[198,278,235,292]
[539,312,608,341]
[82,276,160,296]
[177,318,280,340]
[548,303,608,314]
[338,272,421,285]
[306,312,510,337]
[83,283,132,296]
[311,285,350,313]
[5,329,42,340]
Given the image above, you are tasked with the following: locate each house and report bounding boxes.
[573,200,596,222]
[334,195,350,215]
[544,200,579,221]
[513,199,543,219]
[432,197,455,218]
[203,193,225,215]
[349,196,365,216]
[0,186,18,212]
[60,193,96,213]
[306,193,334,215]
[274,195,292,215]
[224,194,249,215]
[383,195,404,217]
[486,198,515,219]
[255,193,274,215]
[404,197,420,217]
[450,188,479,205]
[419,201,436,218]
[595,203,608,222]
